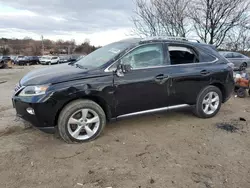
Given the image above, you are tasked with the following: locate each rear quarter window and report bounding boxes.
[198,46,218,62]
[200,53,217,62]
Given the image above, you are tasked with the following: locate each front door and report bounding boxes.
[114,43,172,116]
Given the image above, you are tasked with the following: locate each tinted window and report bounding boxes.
[168,46,199,65]
[201,53,217,62]
[121,44,164,69]
[233,53,244,58]
[52,57,58,59]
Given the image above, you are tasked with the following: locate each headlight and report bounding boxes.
[19,85,49,96]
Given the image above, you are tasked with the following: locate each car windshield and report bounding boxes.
[75,41,136,69]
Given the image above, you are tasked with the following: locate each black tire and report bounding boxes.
[0,61,4,68]
[240,62,247,70]
[57,99,106,143]
[237,88,246,98]
[193,86,222,118]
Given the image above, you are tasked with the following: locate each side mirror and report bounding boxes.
[117,64,132,73]
[116,64,132,77]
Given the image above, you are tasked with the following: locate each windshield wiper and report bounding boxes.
[75,63,88,69]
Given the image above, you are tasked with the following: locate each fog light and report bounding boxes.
[26,107,35,115]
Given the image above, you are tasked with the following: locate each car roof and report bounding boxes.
[219,51,232,53]
[120,37,215,49]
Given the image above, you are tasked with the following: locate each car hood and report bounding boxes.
[20,64,109,86]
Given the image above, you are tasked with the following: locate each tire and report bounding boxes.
[240,62,247,70]
[193,85,222,118]
[0,61,4,68]
[237,88,246,98]
[58,99,106,143]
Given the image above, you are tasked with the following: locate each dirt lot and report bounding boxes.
[0,65,250,188]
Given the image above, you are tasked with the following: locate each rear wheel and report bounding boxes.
[237,88,246,98]
[0,61,4,68]
[193,86,222,118]
[58,99,106,143]
[240,62,247,70]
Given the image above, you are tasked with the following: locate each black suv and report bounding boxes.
[12,37,234,143]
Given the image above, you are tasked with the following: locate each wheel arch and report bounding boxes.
[210,82,226,103]
[54,95,112,126]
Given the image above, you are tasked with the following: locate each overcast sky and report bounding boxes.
[0,0,136,46]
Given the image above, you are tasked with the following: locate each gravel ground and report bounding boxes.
[0,65,250,188]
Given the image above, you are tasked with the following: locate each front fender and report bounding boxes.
[45,75,115,123]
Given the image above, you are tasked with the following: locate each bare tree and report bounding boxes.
[132,0,190,37]
[190,0,250,47]
[223,26,250,52]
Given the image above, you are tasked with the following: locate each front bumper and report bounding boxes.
[12,95,57,134]
[40,61,50,64]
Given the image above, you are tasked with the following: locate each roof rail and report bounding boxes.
[141,36,201,43]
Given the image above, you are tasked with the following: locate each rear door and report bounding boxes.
[165,43,218,105]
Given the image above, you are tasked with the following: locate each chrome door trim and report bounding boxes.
[117,104,190,119]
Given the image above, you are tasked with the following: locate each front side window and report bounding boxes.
[121,44,164,69]
[168,46,199,65]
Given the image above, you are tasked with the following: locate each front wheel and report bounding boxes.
[58,99,106,143]
[193,86,222,118]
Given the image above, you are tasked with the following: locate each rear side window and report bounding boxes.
[201,52,217,62]
[168,46,199,65]
[52,57,58,59]
[233,53,244,58]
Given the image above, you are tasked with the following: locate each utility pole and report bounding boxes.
[41,35,44,56]
[68,45,71,55]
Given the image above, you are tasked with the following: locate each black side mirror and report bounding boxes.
[117,64,132,73]
[116,64,132,77]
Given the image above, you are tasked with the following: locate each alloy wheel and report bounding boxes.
[67,108,100,140]
[202,91,220,115]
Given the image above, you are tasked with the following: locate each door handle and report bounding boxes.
[155,74,169,80]
[200,70,210,75]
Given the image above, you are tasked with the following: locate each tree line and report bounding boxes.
[0,38,100,56]
[132,0,250,53]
